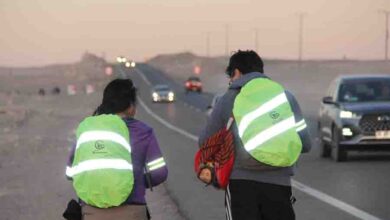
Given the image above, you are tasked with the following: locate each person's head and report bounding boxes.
[93,78,137,117]
[225,50,264,81]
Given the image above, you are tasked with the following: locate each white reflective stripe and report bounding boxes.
[147,157,166,171]
[147,157,164,167]
[76,131,131,153]
[225,187,232,220]
[65,166,72,177]
[238,93,288,137]
[296,124,307,132]
[66,159,133,177]
[295,119,305,127]
[226,185,233,220]
[149,161,166,171]
[244,116,296,152]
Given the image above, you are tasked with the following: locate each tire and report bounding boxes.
[320,138,331,158]
[331,127,347,162]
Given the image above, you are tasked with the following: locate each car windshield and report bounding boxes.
[338,78,390,103]
[154,85,171,91]
[188,76,200,81]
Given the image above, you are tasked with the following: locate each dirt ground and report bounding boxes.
[0,88,99,219]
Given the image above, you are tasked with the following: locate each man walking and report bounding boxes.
[199,50,311,220]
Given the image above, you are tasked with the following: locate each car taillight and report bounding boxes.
[185,82,191,87]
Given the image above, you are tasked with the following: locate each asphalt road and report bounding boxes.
[118,64,390,220]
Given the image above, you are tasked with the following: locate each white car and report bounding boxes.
[151,84,175,103]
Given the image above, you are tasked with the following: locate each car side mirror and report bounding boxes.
[322,96,337,105]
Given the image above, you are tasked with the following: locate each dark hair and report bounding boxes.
[225,50,264,77]
[93,79,137,115]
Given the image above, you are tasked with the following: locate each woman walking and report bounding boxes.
[66,79,168,219]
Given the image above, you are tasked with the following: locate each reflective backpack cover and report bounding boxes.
[68,114,134,208]
[233,78,302,167]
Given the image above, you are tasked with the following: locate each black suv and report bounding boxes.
[318,75,390,161]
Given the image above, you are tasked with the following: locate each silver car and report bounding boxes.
[318,75,390,161]
[151,84,175,103]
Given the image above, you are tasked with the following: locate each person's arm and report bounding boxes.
[198,92,232,147]
[144,129,168,188]
[286,91,312,153]
[65,144,76,180]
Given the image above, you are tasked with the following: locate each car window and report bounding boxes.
[188,76,200,81]
[337,78,390,102]
[154,85,171,91]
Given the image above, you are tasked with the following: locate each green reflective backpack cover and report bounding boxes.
[233,78,302,167]
[71,114,134,208]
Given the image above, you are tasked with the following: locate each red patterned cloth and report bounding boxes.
[195,120,235,189]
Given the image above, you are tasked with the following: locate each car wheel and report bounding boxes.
[331,127,347,162]
[320,138,331,158]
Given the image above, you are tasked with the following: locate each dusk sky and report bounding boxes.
[1,0,389,66]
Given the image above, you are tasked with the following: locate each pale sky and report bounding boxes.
[0,0,389,66]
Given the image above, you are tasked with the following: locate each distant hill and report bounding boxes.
[0,52,110,94]
[0,52,106,76]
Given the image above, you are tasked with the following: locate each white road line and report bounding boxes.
[292,181,382,220]
[138,98,198,141]
[134,68,152,86]
[135,67,384,220]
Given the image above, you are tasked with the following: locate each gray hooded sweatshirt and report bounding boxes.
[199,72,312,186]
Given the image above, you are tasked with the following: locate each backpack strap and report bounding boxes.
[226,117,234,131]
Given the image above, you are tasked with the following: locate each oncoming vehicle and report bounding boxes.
[318,75,390,162]
[185,76,202,93]
[151,84,175,102]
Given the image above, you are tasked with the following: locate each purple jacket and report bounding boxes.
[67,117,168,205]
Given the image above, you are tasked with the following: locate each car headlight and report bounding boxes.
[340,110,360,119]
[168,92,174,97]
[342,128,353,136]
[152,92,158,98]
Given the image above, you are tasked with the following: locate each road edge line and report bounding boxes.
[134,68,152,86]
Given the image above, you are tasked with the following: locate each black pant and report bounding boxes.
[226,179,295,220]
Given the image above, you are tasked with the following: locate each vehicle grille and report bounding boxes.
[359,114,390,135]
